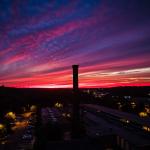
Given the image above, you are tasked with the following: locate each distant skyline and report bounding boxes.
[0,0,150,88]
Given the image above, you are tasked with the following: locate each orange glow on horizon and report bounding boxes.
[1,67,150,88]
[5,82,150,89]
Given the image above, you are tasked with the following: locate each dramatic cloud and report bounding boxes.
[0,0,150,88]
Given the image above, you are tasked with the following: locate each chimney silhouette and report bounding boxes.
[72,65,79,91]
[72,65,80,138]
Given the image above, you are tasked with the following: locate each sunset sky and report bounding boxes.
[0,0,150,88]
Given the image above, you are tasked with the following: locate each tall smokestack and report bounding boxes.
[72,65,79,91]
[72,65,80,138]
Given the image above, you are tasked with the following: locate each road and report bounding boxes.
[83,104,150,148]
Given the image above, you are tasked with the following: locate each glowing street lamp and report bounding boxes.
[139,112,148,118]
[0,124,5,130]
[0,123,6,134]
[30,105,37,112]
[5,112,16,120]
[55,102,63,108]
